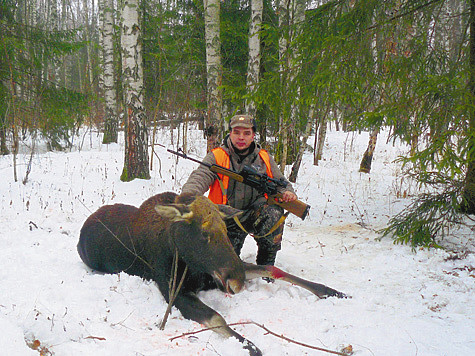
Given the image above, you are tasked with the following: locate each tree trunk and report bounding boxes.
[60,0,68,88]
[120,0,150,181]
[359,128,379,174]
[0,93,9,155]
[410,129,418,156]
[289,110,313,183]
[461,0,475,214]
[278,0,306,173]
[83,0,93,91]
[204,0,222,152]
[47,0,59,86]
[245,0,263,117]
[461,160,475,214]
[0,125,8,155]
[315,114,327,166]
[101,0,118,144]
[277,0,290,173]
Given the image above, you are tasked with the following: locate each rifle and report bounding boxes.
[158,144,310,220]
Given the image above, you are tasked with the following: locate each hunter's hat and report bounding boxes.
[229,114,256,130]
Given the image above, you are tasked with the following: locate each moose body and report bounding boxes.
[78,192,345,356]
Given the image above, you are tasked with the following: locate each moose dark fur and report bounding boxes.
[78,192,345,356]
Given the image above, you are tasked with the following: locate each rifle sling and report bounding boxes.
[232,212,288,239]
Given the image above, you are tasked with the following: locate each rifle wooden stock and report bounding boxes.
[268,193,310,220]
[210,165,244,182]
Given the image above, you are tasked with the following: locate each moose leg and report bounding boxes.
[243,262,347,299]
[171,292,262,356]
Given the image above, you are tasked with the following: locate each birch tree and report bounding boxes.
[359,128,379,173]
[313,107,329,166]
[245,0,263,117]
[0,112,7,154]
[120,0,150,181]
[289,113,313,182]
[101,0,118,144]
[358,1,400,174]
[276,0,290,172]
[83,0,93,91]
[277,0,306,172]
[204,0,222,152]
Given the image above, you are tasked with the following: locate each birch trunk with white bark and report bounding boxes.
[359,128,379,173]
[204,0,222,152]
[278,0,306,172]
[315,114,327,165]
[120,0,150,181]
[277,0,290,173]
[101,0,118,144]
[289,109,313,183]
[245,0,263,117]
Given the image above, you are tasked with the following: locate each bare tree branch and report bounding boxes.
[169,320,351,355]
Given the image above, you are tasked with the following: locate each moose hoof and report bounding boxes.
[242,338,263,356]
[335,291,349,299]
[327,288,349,299]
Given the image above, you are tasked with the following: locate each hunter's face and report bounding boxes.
[230,127,255,150]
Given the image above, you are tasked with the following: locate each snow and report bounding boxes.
[0,127,474,356]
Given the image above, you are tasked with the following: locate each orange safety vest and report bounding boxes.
[208,147,273,205]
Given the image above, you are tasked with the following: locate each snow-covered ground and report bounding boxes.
[0,127,473,356]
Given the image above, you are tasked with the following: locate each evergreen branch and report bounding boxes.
[379,174,468,248]
[367,0,445,31]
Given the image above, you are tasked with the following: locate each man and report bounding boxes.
[180,114,297,266]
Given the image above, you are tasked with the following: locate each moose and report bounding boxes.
[78,192,346,356]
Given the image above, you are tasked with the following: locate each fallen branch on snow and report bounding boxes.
[169,320,352,355]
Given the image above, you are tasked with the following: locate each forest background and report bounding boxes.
[1,0,475,247]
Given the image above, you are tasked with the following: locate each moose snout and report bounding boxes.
[213,269,244,295]
[226,278,243,294]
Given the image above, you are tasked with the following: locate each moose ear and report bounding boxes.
[216,205,243,221]
[154,204,194,222]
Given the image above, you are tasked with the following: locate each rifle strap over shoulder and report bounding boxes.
[232,212,288,239]
[216,175,227,201]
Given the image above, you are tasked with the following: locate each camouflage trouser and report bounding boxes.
[226,198,285,266]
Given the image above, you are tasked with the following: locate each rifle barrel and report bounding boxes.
[156,143,212,167]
